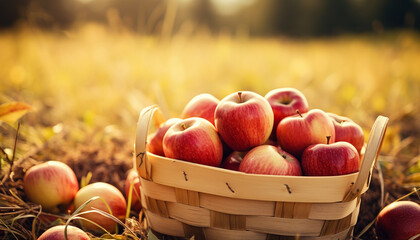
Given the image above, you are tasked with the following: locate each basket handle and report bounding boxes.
[343,115,389,202]
[135,105,164,180]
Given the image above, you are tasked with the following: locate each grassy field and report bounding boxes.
[1,24,420,238]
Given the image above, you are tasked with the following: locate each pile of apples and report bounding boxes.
[23,161,141,239]
[148,88,365,177]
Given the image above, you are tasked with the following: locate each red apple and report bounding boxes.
[38,225,89,240]
[301,137,360,176]
[73,182,127,234]
[147,118,182,156]
[214,91,274,151]
[328,113,364,153]
[238,145,302,176]
[124,169,141,212]
[163,117,223,167]
[24,161,79,213]
[265,88,309,139]
[277,109,335,158]
[221,151,247,171]
[376,201,420,240]
[181,93,220,125]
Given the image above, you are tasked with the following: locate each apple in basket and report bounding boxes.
[147,118,182,156]
[73,182,127,234]
[163,117,223,167]
[328,113,365,153]
[181,93,220,125]
[215,91,274,151]
[239,145,302,176]
[125,169,142,212]
[277,109,335,159]
[38,225,90,240]
[376,201,420,240]
[24,161,79,213]
[221,151,247,171]
[265,87,309,140]
[301,136,360,176]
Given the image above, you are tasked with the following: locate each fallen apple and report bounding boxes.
[73,182,127,234]
[215,91,274,151]
[265,88,309,140]
[147,118,182,156]
[23,161,79,213]
[239,145,302,176]
[301,137,360,176]
[38,225,90,240]
[124,169,141,212]
[163,117,223,167]
[376,201,420,240]
[181,93,220,125]
[277,109,335,159]
[328,113,365,153]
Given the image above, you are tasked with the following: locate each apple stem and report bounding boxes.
[326,136,331,144]
[282,154,287,159]
[296,109,303,117]
[238,91,243,103]
[181,123,187,130]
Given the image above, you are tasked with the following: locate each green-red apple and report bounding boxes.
[38,225,89,240]
[147,118,182,156]
[239,145,302,176]
[215,91,274,151]
[277,109,335,158]
[163,117,223,167]
[74,182,127,234]
[24,161,79,213]
[124,169,141,212]
[265,88,309,140]
[181,93,220,125]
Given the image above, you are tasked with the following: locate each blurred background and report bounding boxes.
[1,0,420,179]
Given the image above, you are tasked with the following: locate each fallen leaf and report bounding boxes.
[0,102,34,123]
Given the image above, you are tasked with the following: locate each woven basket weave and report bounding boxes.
[135,105,388,240]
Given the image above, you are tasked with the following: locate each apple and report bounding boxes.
[214,91,274,151]
[238,145,302,176]
[124,169,141,212]
[265,88,309,139]
[73,182,127,234]
[277,109,335,159]
[220,151,247,171]
[328,113,364,153]
[163,117,223,167]
[181,93,220,125]
[147,118,182,156]
[301,137,360,176]
[376,201,420,240]
[23,161,79,213]
[38,225,90,240]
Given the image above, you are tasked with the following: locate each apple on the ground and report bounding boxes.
[38,225,89,240]
[215,91,274,151]
[124,169,141,212]
[147,118,182,156]
[181,93,220,125]
[239,145,302,176]
[73,182,127,234]
[23,161,79,213]
[277,109,335,159]
[220,151,247,171]
[328,113,365,153]
[265,88,309,140]
[163,117,223,167]
[376,201,420,240]
[301,137,360,176]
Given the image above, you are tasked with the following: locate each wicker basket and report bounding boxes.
[135,105,388,240]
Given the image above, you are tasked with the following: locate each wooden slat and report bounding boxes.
[205,227,266,240]
[293,203,312,219]
[274,202,312,219]
[246,216,323,236]
[183,224,206,240]
[166,202,210,227]
[145,196,168,218]
[210,211,231,229]
[175,188,200,206]
[230,215,246,230]
[145,211,185,237]
[320,214,352,236]
[140,178,176,202]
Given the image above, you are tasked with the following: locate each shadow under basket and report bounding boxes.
[135,105,388,240]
